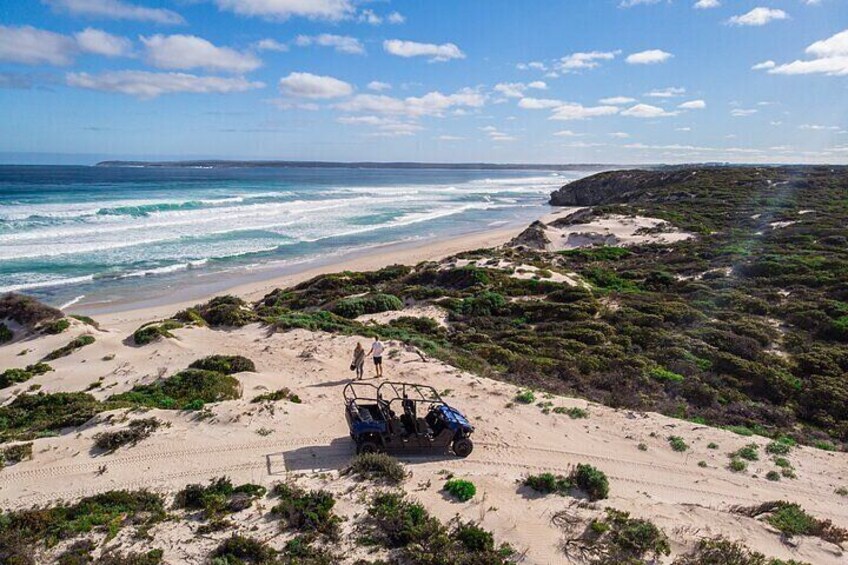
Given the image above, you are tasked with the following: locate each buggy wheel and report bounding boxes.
[452,437,473,458]
[357,440,380,455]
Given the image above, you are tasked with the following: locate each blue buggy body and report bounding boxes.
[344,381,475,457]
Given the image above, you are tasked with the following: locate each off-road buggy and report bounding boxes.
[344,381,474,457]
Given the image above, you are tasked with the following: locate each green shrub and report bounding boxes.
[585,508,670,562]
[0,322,12,344]
[109,369,240,410]
[649,366,685,383]
[0,490,165,545]
[523,472,572,495]
[514,389,536,404]
[1,442,33,466]
[176,477,266,518]
[733,443,760,461]
[553,406,589,418]
[70,315,99,329]
[766,503,819,537]
[42,335,95,361]
[707,442,719,449]
[347,453,405,485]
[444,478,476,502]
[0,293,62,328]
[97,549,164,565]
[0,392,103,442]
[132,320,183,346]
[188,355,256,374]
[331,293,403,319]
[766,471,781,481]
[191,295,257,327]
[765,441,791,455]
[40,318,70,335]
[672,537,811,565]
[0,363,53,389]
[668,436,689,452]
[459,291,507,317]
[210,535,277,564]
[93,418,162,453]
[571,463,609,501]
[271,483,339,537]
[251,388,300,404]
[729,458,747,472]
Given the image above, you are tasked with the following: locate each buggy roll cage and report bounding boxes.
[343,381,445,406]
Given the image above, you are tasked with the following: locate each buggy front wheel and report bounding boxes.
[452,437,473,458]
[357,440,380,455]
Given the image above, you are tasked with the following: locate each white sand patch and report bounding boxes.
[356,304,450,328]
[544,214,694,251]
[442,256,583,287]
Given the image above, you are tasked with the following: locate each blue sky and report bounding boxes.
[0,0,846,164]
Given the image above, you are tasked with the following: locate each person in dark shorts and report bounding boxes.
[367,336,385,377]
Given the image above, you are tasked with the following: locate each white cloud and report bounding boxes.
[752,60,775,70]
[279,72,352,99]
[557,51,618,72]
[678,99,706,109]
[387,12,405,24]
[254,39,288,52]
[549,103,620,120]
[676,127,692,131]
[75,28,132,57]
[626,49,673,64]
[728,7,788,26]
[214,0,354,21]
[436,135,464,141]
[646,86,686,98]
[694,0,720,8]
[553,130,582,137]
[337,115,422,137]
[45,0,184,25]
[600,96,636,105]
[610,132,631,138]
[67,70,263,98]
[621,103,678,118]
[0,25,77,66]
[517,61,547,71]
[494,81,547,98]
[383,40,465,62]
[295,34,364,55]
[799,124,840,130]
[731,108,758,117]
[480,126,516,142]
[765,29,848,76]
[518,97,563,109]
[367,81,391,91]
[142,34,261,73]
[620,0,665,6]
[336,88,485,118]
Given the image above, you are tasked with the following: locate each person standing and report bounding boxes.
[367,336,385,378]
[351,342,366,380]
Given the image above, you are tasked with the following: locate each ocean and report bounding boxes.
[0,165,587,311]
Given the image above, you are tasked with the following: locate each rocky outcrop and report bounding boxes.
[549,168,697,206]
[508,221,550,250]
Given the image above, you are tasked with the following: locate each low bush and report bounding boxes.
[40,318,70,335]
[70,315,99,329]
[271,483,339,537]
[672,537,811,565]
[571,463,610,501]
[42,335,95,361]
[132,320,183,346]
[514,389,536,404]
[93,418,163,453]
[523,472,572,496]
[97,549,164,565]
[331,293,403,319]
[0,363,52,389]
[189,295,257,327]
[175,477,266,518]
[733,443,760,461]
[649,366,685,383]
[444,478,477,502]
[210,535,277,565]
[0,442,33,467]
[0,490,166,545]
[188,355,255,374]
[346,452,405,485]
[0,293,62,328]
[668,436,689,452]
[251,388,301,404]
[729,458,747,472]
[0,322,12,344]
[108,369,241,410]
[553,406,589,419]
[733,501,848,545]
[0,392,103,442]
[582,508,670,563]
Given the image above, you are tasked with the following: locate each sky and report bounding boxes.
[0,0,847,165]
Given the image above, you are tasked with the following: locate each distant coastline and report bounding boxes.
[94,159,626,171]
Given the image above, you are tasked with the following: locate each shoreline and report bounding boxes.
[77,218,537,330]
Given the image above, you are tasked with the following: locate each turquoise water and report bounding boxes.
[0,165,584,309]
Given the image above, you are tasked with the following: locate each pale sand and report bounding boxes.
[1,216,847,564]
